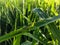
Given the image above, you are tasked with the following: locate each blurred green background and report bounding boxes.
[0,0,60,45]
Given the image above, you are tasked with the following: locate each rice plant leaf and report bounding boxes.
[32,8,47,18]
[33,8,60,45]
[0,27,39,43]
[35,15,60,27]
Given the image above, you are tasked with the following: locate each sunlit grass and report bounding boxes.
[0,0,60,45]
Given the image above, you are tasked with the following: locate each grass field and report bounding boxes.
[0,0,60,45]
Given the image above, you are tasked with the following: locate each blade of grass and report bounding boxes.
[32,8,60,45]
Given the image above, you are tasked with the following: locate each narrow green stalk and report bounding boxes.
[13,10,20,45]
